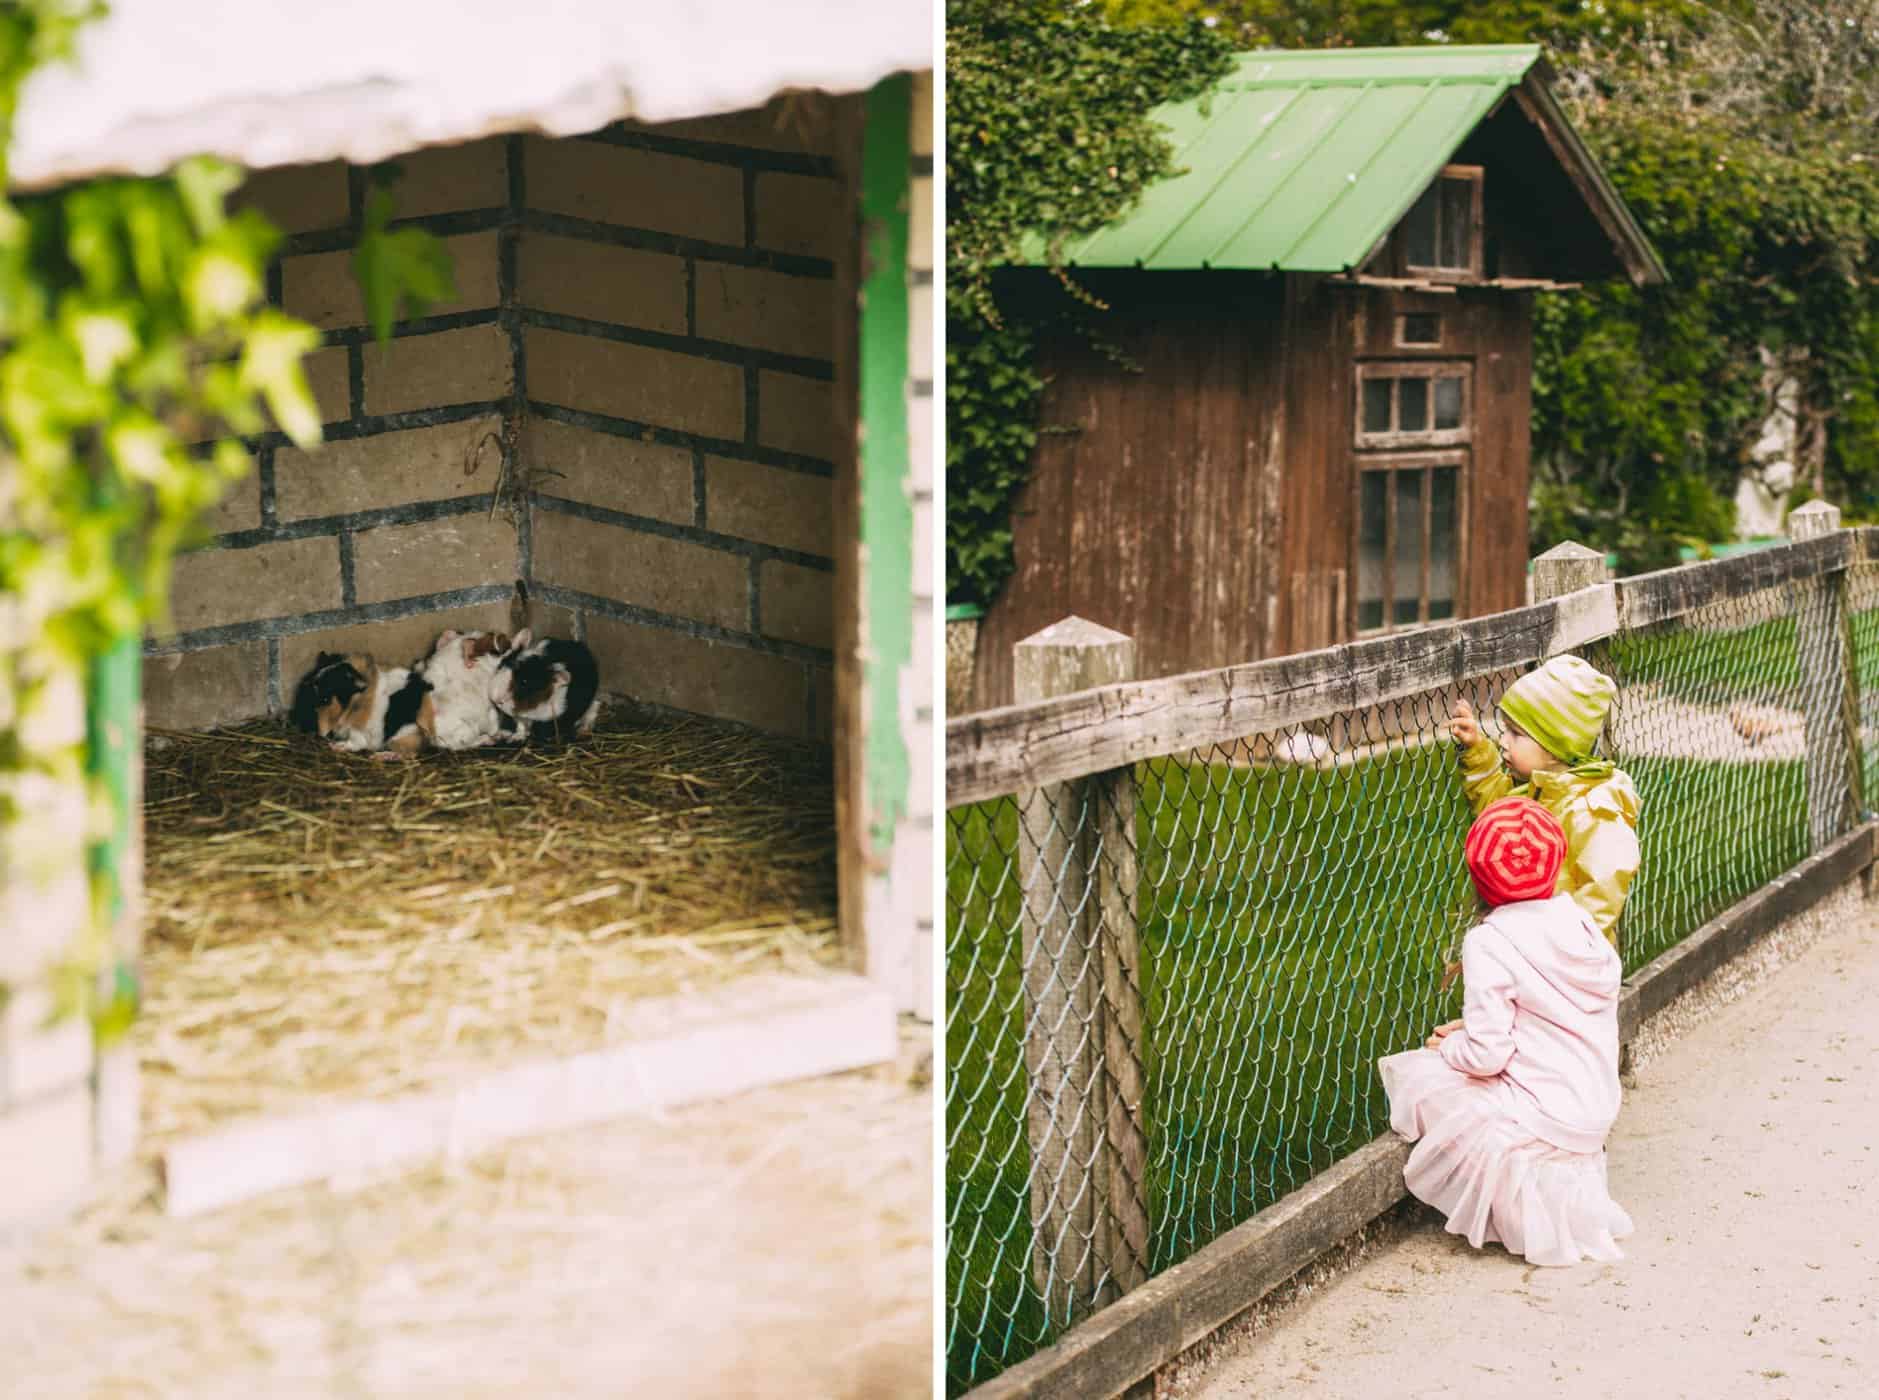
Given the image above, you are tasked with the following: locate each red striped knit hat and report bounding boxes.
[1465,796,1566,906]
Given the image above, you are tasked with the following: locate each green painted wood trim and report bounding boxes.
[859,72,914,851]
[86,634,138,912]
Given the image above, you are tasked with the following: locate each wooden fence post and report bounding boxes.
[1013,616,1150,1325]
[1531,540,1610,603]
[1787,501,1861,850]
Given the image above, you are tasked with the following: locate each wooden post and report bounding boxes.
[1787,501,1861,851]
[1013,616,1150,1324]
[1531,540,1609,602]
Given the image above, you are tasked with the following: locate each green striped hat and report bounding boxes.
[1499,654,1616,764]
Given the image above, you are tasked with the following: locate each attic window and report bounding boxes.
[1355,362,1472,448]
[1403,165,1483,279]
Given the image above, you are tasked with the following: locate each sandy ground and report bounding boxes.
[0,1027,933,1400]
[1185,907,1879,1400]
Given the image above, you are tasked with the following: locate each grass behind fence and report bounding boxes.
[945,738,1809,1392]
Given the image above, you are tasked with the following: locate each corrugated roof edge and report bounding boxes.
[1007,43,1666,288]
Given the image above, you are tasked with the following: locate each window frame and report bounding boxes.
[1401,164,1484,283]
[1353,360,1474,450]
[1395,312,1443,348]
[1351,449,1470,639]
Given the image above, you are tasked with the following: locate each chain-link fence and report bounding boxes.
[945,532,1875,1395]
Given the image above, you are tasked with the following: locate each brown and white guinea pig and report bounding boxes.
[487,628,600,743]
[416,629,523,750]
[290,652,434,758]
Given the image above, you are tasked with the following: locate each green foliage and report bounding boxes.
[1532,4,1879,567]
[1102,0,1691,48]
[945,0,1235,607]
[0,1,453,1035]
[354,177,458,345]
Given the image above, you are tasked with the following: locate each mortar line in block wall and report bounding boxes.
[266,638,281,714]
[336,530,356,609]
[317,307,502,347]
[910,267,934,288]
[500,135,528,592]
[580,124,841,181]
[531,494,833,572]
[912,155,934,177]
[803,660,816,738]
[210,494,497,551]
[742,167,759,247]
[144,585,518,657]
[515,307,834,382]
[747,556,762,634]
[280,207,505,260]
[685,259,697,337]
[257,445,277,529]
[345,344,364,423]
[691,450,707,529]
[317,400,509,445]
[527,401,832,478]
[527,584,833,667]
[518,209,834,280]
[745,371,761,447]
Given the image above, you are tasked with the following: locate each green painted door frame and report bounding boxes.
[857,74,914,858]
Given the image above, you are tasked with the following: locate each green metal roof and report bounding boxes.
[1039,45,1550,273]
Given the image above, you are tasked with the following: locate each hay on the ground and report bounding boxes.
[138,707,838,1153]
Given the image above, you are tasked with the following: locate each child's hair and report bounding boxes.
[1466,797,1566,906]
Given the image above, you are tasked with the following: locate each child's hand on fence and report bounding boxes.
[1449,699,1479,749]
[1424,1019,1463,1051]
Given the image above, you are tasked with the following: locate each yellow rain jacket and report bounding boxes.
[1457,739,1641,949]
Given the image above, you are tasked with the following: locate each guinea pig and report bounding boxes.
[416,628,522,750]
[290,651,434,758]
[488,628,600,743]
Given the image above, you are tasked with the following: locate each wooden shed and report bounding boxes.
[962,45,1664,712]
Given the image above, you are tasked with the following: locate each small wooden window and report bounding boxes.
[1403,165,1483,280]
[1396,313,1441,346]
[1354,362,1472,448]
[1355,454,1464,634]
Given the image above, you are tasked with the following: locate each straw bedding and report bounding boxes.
[138,706,838,1151]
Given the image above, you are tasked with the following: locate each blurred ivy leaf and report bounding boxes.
[239,309,323,448]
[352,187,456,345]
[173,156,243,236]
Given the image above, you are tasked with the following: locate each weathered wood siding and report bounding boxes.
[974,268,1534,709]
[974,272,1286,711]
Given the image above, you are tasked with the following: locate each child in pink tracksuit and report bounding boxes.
[1379,796,1633,1266]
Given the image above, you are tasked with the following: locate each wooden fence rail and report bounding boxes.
[946,525,1879,809]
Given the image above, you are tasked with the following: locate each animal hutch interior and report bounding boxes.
[0,4,933,1224]
[960,45,1664,712]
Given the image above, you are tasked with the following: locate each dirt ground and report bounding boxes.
[0,1026,933,1400]
[1184,907,1879,1400]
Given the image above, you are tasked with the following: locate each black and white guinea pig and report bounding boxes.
[416,629,522,750]
[488,628,600,742]
[290,651,433,757]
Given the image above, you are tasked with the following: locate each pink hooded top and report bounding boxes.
[1438,891,1624,1154]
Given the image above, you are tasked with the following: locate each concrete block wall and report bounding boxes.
[148,103,845,744]
[518,106,843,740]
[146,141,518,730]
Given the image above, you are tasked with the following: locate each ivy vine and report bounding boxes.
[1,0,450,1032]
[945,0,1235,609]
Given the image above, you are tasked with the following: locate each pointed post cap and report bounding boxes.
[1014,616,1135,702]
[1786,499,1841,540]
[1531,540,1609,601]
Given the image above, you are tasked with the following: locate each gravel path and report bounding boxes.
[0,1029,932,1400]
[1186,906,1879,1400]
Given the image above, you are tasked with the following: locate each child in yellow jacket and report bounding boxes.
[1448,654,1641,951]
